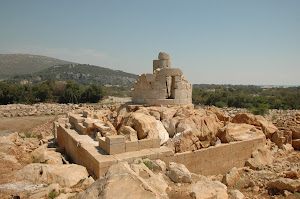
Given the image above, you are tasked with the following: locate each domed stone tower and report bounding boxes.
[131,52,192,105]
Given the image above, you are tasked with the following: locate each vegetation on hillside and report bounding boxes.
[0,54,73,79]
[0,80,105,104]
[7,64,138,86]
[193,84,300,115]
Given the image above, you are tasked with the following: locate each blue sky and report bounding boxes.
[0,0,299,85]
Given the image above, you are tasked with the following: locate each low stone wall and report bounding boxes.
[57,124,265,178]
[161,136,265,175]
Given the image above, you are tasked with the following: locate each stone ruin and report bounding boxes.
[53,52,273,179]
[132,52,192,105]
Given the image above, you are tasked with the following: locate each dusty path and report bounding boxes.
[0,115,56,136]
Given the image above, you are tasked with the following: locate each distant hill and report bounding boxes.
[8,64,138,86]
[0,54,73,79]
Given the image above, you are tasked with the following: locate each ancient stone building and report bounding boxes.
[132,52,192,105]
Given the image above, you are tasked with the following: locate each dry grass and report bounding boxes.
[0,115,56,136]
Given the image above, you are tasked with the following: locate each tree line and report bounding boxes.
[0,80,104,104]
[192,85,300,115]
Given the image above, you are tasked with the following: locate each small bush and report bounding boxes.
[252,103,269,115]
[143,161,153,170]
[142,156,147,160]
[31,156,42,163]
[48,191,58,199]
[215,101,227,108]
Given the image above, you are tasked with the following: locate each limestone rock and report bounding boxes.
[267,178,300,192]
[232,113,278,138]
[122,112,169,144]
[291,126,300,139]
[78,161,168,199]
[222,167,240,187]
[118,126,138,141]
[228,190,245,199]
[245,146,273,170]
[29,183,60,199]
[174,129,201,153]
[217,123,264,142]
[18,163,89,187]
[282,143,294,152]
[207,107,230,122]
[167,162,192,183]
[190,175,228,199]
[292,139,300,149]
[31,144,63,164]
[162,117,179,137]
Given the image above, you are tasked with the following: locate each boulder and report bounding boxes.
[121,113,168,144]
[192,109,223,140]
[167,162,192,183]
[222,167,240,187]
[31,144,63,164]
[160,107,177,120]
[174,129,201,153]
[190,175,228,199]
[118,126,138,141]
[291,126,300,139]
[245,146,273,170]
[292,139,300,149]
[78,161,168,199]
[162,117,179,137]
[18,163,89,187]
[113,106,129,130]
[267,178,300,192]
[29,183,60,199]
[232,113,277,138]
[282,143,294,152]
[207,107,230,122]
[228,190,245,199]
[216,123,264,143]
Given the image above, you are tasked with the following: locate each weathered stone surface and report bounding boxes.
[222,167,240,187]
[291,126,300,139]
[167,162,191,183]
[207,107,230,122]
[217,123,264,143]
[18,163,89,187]
[245,146,273,170]
[292,139,300,149]
[31,144,63,165]
[267,178,300,192]
[121,112,168,144]
[232,113,277,138]
[190,175,228,199]
[118,126,138,141]
[78,161,168,199]
[228,190,245,199]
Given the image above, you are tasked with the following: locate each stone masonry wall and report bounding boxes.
[57,123,265,178]
[132,52,192,106]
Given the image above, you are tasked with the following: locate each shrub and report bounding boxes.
[48,191,58,199]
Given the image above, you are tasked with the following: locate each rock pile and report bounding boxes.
[0,103,108,118]
[270,110,300,150]
[60,104,268,154]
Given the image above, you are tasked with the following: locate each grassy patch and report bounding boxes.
[48,191,58,199]
[31,155,42,163]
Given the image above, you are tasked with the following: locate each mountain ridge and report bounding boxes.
[0,54,74,79]
[1,54,138,85]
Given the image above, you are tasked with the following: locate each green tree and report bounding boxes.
[60,81,82,103]
[82,84,104,103]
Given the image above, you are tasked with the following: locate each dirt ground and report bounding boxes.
[0,115,56,136]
